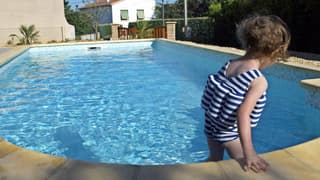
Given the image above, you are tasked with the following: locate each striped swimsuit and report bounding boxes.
[201,61,267,143]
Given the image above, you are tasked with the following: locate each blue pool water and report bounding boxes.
[0,41,319,165]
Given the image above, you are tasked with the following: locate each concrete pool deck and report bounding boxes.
[0,40,319,180]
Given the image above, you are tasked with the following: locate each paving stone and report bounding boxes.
[138,163,227,180]
[49,160,138,180]
[285,138,320,171]
[0,144,65,180]
[0,139,19,158]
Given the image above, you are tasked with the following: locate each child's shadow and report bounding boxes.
[54,126,99,162]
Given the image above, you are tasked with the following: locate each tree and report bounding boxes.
[154,0,221,19]
[170,0,217,17]
[64,0,73,19]
[136,21,153,38]
[64,0,93,37]
[81,0,112,40]
[208,1,222,17]
[207,0,320,53]
[164,3,184,18]
[10,25,40,45]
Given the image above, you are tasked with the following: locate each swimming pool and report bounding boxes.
[0,40,319,165]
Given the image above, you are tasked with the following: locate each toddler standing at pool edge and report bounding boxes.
[201,15,291,172]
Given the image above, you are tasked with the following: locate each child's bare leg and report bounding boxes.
[206,138,224,161]
[223,138,244,160]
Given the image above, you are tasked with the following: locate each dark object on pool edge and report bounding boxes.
[88,47,101,50]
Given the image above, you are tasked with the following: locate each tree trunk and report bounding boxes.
[95,23,99,40]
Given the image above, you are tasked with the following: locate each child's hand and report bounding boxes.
[244,154,269,173]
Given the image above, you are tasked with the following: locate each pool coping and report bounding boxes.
[0,39,319,180]
[0,137,319,180]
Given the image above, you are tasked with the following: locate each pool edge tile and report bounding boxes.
[48,160,139,180]
[216,149,320,180]
[0,139,20,158]
[0,143,65,180]
[137,163,227,180]
[0,46,29,67]
[284,138,320,171]
[0,139,320,180]
[301,78,320,88]
[262,149,320,180]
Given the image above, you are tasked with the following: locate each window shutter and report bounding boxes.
[137,10,144,20]
[120,10,128,20]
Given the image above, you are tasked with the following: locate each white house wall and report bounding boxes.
[0,0,75,45]
[112,0,156,28]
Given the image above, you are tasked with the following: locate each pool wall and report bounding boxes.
[0,39,319,180]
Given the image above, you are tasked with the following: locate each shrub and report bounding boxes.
[9,25,40,45]
[129,18,214,44]
[98,24,112,40]
[7,39,13,45]
[48,40,58,43]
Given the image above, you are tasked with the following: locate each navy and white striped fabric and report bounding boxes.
[201,61,267,143]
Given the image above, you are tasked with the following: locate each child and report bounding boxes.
[201,15,291,173]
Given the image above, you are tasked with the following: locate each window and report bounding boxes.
[137,9,144,20]
[120,10,129,20]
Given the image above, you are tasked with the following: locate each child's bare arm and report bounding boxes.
[237,76,269,172]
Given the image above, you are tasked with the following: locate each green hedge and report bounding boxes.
[129,18,214,44]
[98,24,112,39]
[129,20,163,29]
[175,18,214,44]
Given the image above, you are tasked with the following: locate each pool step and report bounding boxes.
[301,78,320,88]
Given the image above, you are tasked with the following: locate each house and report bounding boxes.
[79,0,113,25]
[80,0,156,28]
[0,0,75,45]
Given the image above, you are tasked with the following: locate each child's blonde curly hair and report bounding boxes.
[236,15,291,61]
